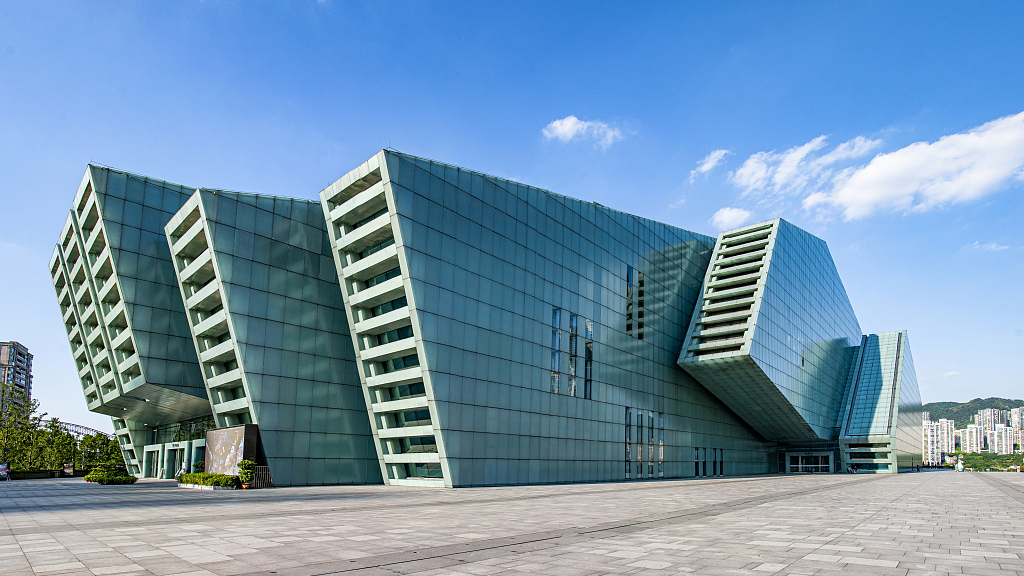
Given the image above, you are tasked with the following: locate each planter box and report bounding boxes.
[177,483,237,490]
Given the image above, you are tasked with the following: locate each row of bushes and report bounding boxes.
[177,472,240,487]
[83,471,138,485]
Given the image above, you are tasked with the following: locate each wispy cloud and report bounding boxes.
[710,207,753,231]
[731,135,881,199]
[962,241,1010,252]
[669,195,686,209]
[689,149,732,183]
[725,111,1024,221]
[921,371,961,381]
[542,115,623,149]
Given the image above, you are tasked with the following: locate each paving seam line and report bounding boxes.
[237,475,889,576]
[0,473,803,513]
[0,475,855,538]
[973,473,1024,504]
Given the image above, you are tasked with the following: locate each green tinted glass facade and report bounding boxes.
[838,331,922,472]
[166,189,380,486]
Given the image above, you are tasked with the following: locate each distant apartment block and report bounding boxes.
[949,406,1024,454]
[964,424,985,454]
[922,416,955,465]
[976,408,1009,433]
[988,424,1014,455]
[0,341,33,404]
[923,420,941,465]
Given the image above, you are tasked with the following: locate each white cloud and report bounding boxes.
[731,135,881,198]
[921,371,961,381]
[689,149,732,183]
[710,207,753,231]
[805,111,1024,219]
[669,195,686,209]
[962,241,1009,252]
[542,115,623,148]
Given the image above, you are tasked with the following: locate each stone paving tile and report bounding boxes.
[4,472,1024,575]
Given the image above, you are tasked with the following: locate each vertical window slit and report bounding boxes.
[568,314,578,397]
[550,307,561,394]
[637,271,645,340]
[584,319,594,400]
[625,266,633,336]
[625,407,632,480]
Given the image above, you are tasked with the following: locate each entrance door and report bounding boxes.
[789,454,831,473]
[172,449,184,477]
[144,451,156,477]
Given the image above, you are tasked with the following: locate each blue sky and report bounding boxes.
[1,2,1022,431]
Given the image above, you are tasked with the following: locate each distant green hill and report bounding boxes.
[923,397,1024,426]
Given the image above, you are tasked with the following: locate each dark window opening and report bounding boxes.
[379,353,419,374]
[550,307,561,393]
[637,271,645,340]
[625,265,633,336]
[365,266,401,289]
[369,296,408,318]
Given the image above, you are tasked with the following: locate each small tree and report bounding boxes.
[39,419,78,470]
[237,459,256,485]
[0,383,44,471]
[80,433,121,470]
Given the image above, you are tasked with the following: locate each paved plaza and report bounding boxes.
[2,471,1023,576]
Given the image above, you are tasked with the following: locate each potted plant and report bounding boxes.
[237,459,256,489]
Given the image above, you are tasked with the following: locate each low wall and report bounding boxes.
[5,470,91,480]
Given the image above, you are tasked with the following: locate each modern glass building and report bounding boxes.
[52,152,921,485]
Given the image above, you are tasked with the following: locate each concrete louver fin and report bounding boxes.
[320,151,449,487]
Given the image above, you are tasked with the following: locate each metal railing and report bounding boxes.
[251,466,274,488]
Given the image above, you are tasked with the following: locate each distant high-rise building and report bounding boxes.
[0,341,33,405]
[922,411,930,423]
[989,425,1014,455]
[923,421,941,465]
[923,418,955,465]
[976,408,1009,434]
[1010,407,1024,431]
[964,424,985,453]
[937,419,955,456]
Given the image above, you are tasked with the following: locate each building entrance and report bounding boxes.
[788,453,831,473]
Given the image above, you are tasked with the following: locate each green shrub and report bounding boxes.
[237,459,256,484]
[84,470,137,485]
[177,472,239,488]
[192,460,204,473]
[95,474,137,485]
